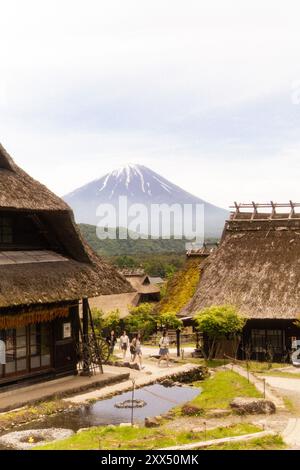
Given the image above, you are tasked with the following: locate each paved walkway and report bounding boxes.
[263,376,300,393]
[0,369,129,412]
[282,418,300,449]
[261,375,300,448]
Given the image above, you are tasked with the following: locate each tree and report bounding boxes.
[194,305,245,360]
[124,303,157,339]
[156,311,183,330]
[91,308,121,336]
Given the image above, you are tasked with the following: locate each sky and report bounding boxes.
[1,0,300,209]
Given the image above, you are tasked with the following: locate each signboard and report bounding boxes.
[63,322,72,339]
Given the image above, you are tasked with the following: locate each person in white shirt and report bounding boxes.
[119,331,130,360]
[158,330,170,367]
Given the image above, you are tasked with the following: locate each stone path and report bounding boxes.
[65,363,201,404]
[261,375,300,448]
[282,418,300,449]
[263,376,300,393]
[0,369,130,412]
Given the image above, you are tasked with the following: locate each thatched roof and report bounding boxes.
[89,293,140,319]
[0,144,133,307]
[0,144,69,211]
[126,275,160,295]
[180,212,300,320]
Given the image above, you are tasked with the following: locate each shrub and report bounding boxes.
[195,305,245,359]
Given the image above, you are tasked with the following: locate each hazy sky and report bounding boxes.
[1,0,300,209]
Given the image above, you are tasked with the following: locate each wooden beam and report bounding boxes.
[81,298,90,376]
[289,200,295,219]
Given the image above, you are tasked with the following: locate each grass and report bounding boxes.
[258,370,300,379]
[238,361,289,373]
[206,434,286,450]
[188,370,262,411]
[178,358,232,368]
[35,423,261,451]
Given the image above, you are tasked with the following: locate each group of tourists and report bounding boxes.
[106,329,170,368]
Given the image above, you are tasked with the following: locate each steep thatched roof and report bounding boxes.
[126,275,160,295]
[180,213,300,320]
[0,144,69,211]
[89,292,140,319]
[0,144,133,306]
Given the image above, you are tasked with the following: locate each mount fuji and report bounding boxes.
[63,164,228,238]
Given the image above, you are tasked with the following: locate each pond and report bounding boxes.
[17,383,201,432]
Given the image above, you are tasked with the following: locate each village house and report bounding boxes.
[89,269,161,318]
[180,202,300,362]
[0,144,131,388]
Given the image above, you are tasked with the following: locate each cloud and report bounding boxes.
[1,0,300,208]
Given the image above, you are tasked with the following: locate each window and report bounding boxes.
[0,325,52,378]
[251,329,283,354]
[0,217,13,244]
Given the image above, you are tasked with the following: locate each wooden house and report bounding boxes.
[0,144,131,388]
[89,270,161,318]
[180,202,300,361]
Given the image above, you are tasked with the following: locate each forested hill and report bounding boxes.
[79,224,188,256]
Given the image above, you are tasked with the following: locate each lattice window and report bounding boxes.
[0,217,13,244]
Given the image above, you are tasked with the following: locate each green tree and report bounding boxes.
[124,303,156,339]
[91,308,122,336]
[114,255,138,269]
[156,311,183,330]
[195,305,245,360]
[91,308,105,335]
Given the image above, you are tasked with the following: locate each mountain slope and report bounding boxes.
[64,164,228,238]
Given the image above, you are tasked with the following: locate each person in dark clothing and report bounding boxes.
[106,330,117,355]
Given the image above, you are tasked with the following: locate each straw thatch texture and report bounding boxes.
[89,293,140,319]
[0,144,133,306]
[0,144,69,211]
[126,275,160,295]
[180,217,300,320]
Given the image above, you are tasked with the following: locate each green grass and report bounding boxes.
[206,434,286,450]
[189,370,262,411]
[258,370,300,379]
[35,423,261,451]
[178,358,232,368]
[239,361,289,373]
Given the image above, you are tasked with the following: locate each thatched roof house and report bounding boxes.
[181,203,300,361]
[89,271,161,319]
[0,144,132,387]
[125,273,160,302]
[89,293,140,319]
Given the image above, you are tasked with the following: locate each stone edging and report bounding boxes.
[158,430,276,450]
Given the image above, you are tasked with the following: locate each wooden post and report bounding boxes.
[176,328,181,358]
[81,298,90,376]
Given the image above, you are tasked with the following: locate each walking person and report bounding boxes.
[131,333,143,369]
[119,330,130,360]
[158,330,170,367]
[106,330,117,356]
